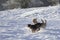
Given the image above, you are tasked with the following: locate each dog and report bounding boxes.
[28,19,47,33]
[28,24,40,32]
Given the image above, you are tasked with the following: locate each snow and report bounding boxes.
[0,5,60,40]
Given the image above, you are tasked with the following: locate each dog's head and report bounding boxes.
[33,18,37,24]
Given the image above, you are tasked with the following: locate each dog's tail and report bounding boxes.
[44,19,47,27]
[41,19,47,23]
[41,19,47,28]
[45,19,47,24]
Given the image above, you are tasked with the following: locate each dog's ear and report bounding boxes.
[28,24,31,27]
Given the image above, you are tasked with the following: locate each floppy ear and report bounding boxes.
[28,24,31,27]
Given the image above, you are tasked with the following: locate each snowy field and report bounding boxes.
[0,5,60,40]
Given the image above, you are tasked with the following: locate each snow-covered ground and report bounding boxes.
[0,5,60,40]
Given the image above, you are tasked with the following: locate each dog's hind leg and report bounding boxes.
[37,28,40,31]
[32,29,36,33]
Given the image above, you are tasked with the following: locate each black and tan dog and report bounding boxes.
[28,19,47,33]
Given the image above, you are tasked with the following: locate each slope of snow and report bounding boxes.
[0,5,60,40]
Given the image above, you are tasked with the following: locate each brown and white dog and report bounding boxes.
[28,19,47,33]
